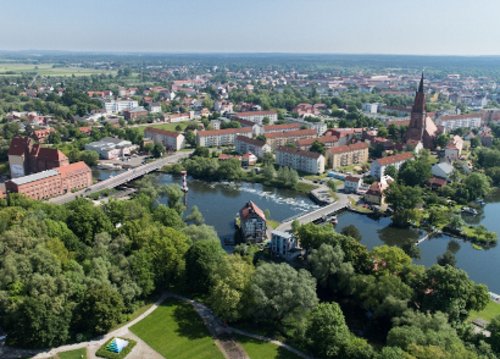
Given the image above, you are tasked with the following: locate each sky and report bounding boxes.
[1,0,499,55]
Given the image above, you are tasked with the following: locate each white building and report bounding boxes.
[435,113,482,133]
[85,137,138,160]
[370,152,414,179]
[144,127,185,151]
[104,100,139,114]
[234,136,272,159]
[196,128,252,147]
[234,110,278,125]
[344,176,362,193]
[362,103,379,114]
[271,230,296,257]
[275,147,325,174]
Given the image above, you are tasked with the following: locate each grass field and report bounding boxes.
[0,63,116,77]
[236,335,303,359]
[130,298,224,359]
[470,300,500,322]
[133,122,192,134]
[57,348,87,359]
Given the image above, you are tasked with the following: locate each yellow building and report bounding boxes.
[327,142,369,169]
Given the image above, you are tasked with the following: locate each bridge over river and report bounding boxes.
[48,151,192,205]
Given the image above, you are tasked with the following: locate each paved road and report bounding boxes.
[48,151,192,205]
[276,192,350,232]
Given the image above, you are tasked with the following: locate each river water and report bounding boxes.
[94,169,500,292]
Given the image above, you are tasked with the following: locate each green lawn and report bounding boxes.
[236,335,303,359]
[267,219,280,229]
[130,298,224,359]
[57,348,87,359]
[470,300,500,322]
[134,122,192,134]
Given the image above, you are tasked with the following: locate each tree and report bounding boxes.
[185,239,226,294]
[152,143,166,158]
[185,205,205,225]
[398,157,432,187]
[182,224,220,242]
[78,150,99,167]
[341,224,362,241]
[192,146,210,158]
[262,163,276,182]
[463,172,491,201]
[437,250,456,267]
[163,184,186,215]
[384,165,397,178]
[244,263,318,328]
[371,245,412,275]
[305,303,351,358]
[487,315,500,354]
[310,141,326,155]
[385,183,423,227]
[66,199,113,245]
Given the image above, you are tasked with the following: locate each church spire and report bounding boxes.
[418,72,424,93]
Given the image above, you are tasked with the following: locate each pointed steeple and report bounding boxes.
[418,72,424,93]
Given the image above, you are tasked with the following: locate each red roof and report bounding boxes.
[263,123,302,131]
[297,136,339,147]
[57,161,91,177]
[265,129,316,139]
[329,142,369,154]
[345,175,361,183]
[235,111,277,118]
[440,113,483,121]
[239,201,266,221]
[30,145,68,162]
[235,136,266,147]
[198,127,252,137]
[375,152,413,166]
[144,127,181,138]
[8,137,31,156]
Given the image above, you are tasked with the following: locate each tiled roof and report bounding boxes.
[375,152,413,166]
[329,142,369,154]
[235,136,266,147]
[265,129,316,139]
[240,201,266,221]
[297,136,339,147]
[144,127,181,138]
[198,127,252,137]
[31,145,68,162]
[8,137,31,156]
[57,161,91,177]
[263,123,302,131]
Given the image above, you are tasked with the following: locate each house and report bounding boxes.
[104,100,139,114]
[149,103,162,113]
[123,107,148,120]
[32,128,54,143]
[294,103,326,117]
[364,175,394,205]
[432,162,454,181]
[144,127,185,151]
[435,113,483,133]
[344,176,362,193]
[85,137,139,160]
[239,201,267,243]
[296,136,339,151]
[327,142,369,169]
[234,110,278,125]
[196,127,252,147]
[275,147,325,174]
[370,152,414,180]
[241,152,258,166]
[261,123,302,134]
[234,136,272,158]
[271,230,296,257]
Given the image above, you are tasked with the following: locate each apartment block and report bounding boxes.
[275,147,325,174]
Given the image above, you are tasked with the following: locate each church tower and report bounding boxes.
[405,73,437,149]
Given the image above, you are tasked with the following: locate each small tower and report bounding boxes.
[181,171,188,193]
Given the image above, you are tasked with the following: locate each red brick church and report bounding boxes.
[405,73,438,149]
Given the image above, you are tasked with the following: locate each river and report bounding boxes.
[94,169,500,293]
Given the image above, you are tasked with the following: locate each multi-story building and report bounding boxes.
[344,176,362,193]
[123,107,148,120]
[275,147,325,174]
[296,136,339,151]
[144,127,185,151]
[234,136,272,158]
[32,128,54,143]
[261,123,302,134]
[435,113,483,133]
[271,230,296,258]
[8,137,69,178]
[5,161,92,200]
[239,201,267,243]
[85,137,139,159]
[326,142,369,169]
[104,100,139,114]
[370,152,414,179]
[364,175,394,205]
[265,129,317,149]
[196,127,252,147]
[234,110,278,125]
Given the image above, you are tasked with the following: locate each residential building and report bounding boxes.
[241,152,258,166]
[432,162,454,181]
[294,103,326,117]
[275,147,325,174]
[435,113,483,133]
[362,103,379,114]
[326,142,369,169]
[364,175,394,205]
[5,161,92,200]
[344,176,362,193]
[8,137,69,178]
[261,123,302,134]
[405,74,438,149]
[33,128,54,143]
[296,136,339,151]
[239,201,267,243]
[196,127,252,147]
[104,100,139,114]
[444,135,464,161]
[234,136,272,158]
[123,107,148,120]
[265,129,317,149]
[149,103,162,113]
[144,127,185,151]
[370,152,414,179]
[85,137,139,159]
[234,110,278,125]
[271,230,296,257]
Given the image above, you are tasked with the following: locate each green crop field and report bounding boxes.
[130,298,224,359]
[236,335,303,359]
[0,63,116,77]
